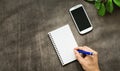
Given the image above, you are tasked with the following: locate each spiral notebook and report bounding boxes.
[48,24,78,65]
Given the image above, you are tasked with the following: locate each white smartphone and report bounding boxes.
[69,4,93,34]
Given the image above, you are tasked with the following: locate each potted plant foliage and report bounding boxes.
[85,0,120,16]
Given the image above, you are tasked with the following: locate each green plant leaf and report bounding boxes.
[98,3,106,16]
[113,0,120,7]
[106,0,114,13]
[95,2,101,9]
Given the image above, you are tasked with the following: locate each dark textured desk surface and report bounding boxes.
[0,0,120,71]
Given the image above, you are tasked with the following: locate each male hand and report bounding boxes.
[74,46,100,71]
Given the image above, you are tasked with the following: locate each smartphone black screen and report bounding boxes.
[71,6,91,31]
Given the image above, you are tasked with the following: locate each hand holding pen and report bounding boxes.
[74,46,100,71]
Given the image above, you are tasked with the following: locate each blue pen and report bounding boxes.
[77,50,93,55]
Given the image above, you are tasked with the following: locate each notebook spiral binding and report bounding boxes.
[48,33,64,65]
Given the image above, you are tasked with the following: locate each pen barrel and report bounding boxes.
[77,50,93,55]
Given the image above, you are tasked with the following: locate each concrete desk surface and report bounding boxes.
[0,0,120,71]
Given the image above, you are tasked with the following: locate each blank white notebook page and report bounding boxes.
[48,24,78,65]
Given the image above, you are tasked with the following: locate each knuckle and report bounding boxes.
[95,52,98,55]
